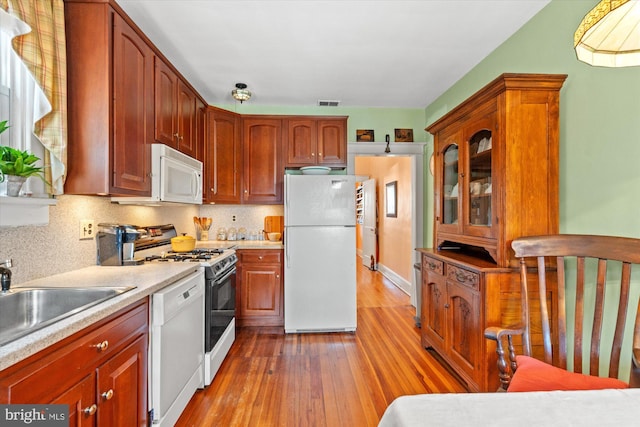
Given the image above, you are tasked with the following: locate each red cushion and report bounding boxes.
[507,355,629,392]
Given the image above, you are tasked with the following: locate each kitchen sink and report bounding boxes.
[0,286,135,346]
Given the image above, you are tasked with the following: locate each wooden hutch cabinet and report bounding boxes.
[419,73,566,392]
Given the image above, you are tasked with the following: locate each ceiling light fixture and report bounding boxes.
[231,83,251,103]
[574,0,640,67]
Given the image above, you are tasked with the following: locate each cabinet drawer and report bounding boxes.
[422,257,444,275]
[0,300,148,403]
[446,265,479,290]
[239,250,282,264]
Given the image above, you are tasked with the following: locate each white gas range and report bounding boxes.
[134,225,237,426]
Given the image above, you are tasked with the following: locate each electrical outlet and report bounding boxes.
[79,219,95,240]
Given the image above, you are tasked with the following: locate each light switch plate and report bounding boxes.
[79,219,95,240]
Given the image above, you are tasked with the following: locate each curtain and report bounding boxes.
[1,0,67,195]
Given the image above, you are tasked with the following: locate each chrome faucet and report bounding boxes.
[0,259,12,292]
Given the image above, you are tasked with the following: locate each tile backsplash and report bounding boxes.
[0,195,282,285]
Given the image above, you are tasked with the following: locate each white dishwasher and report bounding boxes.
[150,270,204,427]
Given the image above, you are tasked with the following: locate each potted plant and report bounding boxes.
[0,120,47,196]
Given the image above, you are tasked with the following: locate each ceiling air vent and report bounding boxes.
[317,100,340,107]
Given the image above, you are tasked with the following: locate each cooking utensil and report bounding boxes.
[171,235,196,252]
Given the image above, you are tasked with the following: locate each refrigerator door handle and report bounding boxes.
[285,228,290,268]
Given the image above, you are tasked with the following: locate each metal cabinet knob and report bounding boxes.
[102,389,114,401]
[92,340,109,352]
[83,404,97,416]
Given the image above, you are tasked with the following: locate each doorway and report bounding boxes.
[347,142,426,308]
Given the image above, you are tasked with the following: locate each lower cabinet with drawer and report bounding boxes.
[236,249,284,327]
[0,299,149,426]
[418,249,521,392]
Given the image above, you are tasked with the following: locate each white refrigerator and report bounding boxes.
[284,174,357,333]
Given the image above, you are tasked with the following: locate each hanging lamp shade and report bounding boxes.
[574,0,640,67]
[232,83,251,103]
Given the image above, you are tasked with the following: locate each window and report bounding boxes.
[0,8,51,197]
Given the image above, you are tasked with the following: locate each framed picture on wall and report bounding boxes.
[385,181,397,218]
[356,129,375,142]
[394,128,414,142]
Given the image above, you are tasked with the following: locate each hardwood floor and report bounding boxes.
[176,261,467,427]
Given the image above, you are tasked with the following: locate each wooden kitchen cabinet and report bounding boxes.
[154,58,202,160]
[0,299,149,426]
[236,249,284,327]
[204,107,242,204]
[242,117,284,204]
[420,73,566,392]
[65,2,154,195]
[65,0,205,196]
[284,117,347,168]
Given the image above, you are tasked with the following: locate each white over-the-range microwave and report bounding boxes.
[112,144,202,205]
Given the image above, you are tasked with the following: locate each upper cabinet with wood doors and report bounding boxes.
[242,116,284,204]
[284,116,347,168]
[65,1,154,195]
[154,58,202,160]
[204,107,242,204]
[427,73,567,267]
[64,0,206,196]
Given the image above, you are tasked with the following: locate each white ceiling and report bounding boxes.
[116,0,551,109]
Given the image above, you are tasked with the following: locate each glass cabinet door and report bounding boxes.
[466,130,492,227]
[442,144,459,225]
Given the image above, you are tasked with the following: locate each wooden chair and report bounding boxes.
[485,234,640,392]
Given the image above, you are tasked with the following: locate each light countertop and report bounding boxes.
[196,240,283,250]
[0,262,198,371]
[0,242,283,372]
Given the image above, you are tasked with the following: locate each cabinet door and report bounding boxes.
[112,13,153,195]
[285,119,316,166]
[242,118,283,204]
[177,81,198,158]
[238,263,282,319]
[421,269,447,350]
[462,114,495,239]
[154,58,178,148]
[317,119,346,166]
[446,280,480,383]
[195,98,206,162]
[436,130,461,237]
[52,373,97,427]
[205,108,242,204]
[96,335,148,427]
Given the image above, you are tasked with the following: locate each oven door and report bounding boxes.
[205,265,236,352]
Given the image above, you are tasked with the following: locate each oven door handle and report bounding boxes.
[215,266,236,284]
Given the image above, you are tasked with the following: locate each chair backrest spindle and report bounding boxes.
[512,234,640,383]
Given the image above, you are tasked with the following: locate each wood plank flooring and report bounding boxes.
[176,261,467,427]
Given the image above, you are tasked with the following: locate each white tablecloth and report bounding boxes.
[378,388,640,427]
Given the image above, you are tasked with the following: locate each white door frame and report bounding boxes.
[347,142,426,307]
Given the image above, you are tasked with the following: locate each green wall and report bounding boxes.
[424,0,640,242]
